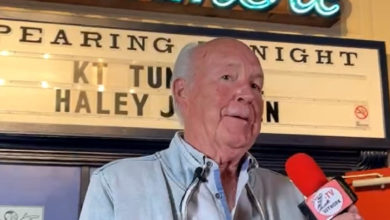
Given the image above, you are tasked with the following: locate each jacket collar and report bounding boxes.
[158,132,259,190]
[159,132,204,190]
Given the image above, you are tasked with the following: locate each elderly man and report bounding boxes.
[80,38,362,220]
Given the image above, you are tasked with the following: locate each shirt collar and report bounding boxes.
[159,131,258,190]
[179,133,258,172]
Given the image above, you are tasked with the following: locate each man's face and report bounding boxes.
[183,39,264,152]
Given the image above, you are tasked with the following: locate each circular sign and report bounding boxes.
[313,187,343,216]
[354,105,368,120]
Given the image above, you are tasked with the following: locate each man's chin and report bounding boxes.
[220,136,254,150]
[216,126,257,148]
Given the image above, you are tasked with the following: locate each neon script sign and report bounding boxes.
[169,0,340,17]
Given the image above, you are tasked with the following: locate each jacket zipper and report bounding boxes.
[180,177,201,220]
[246,185,266,220]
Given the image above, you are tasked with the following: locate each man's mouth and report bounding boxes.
[222,105,252,123]
[228,114,249,122]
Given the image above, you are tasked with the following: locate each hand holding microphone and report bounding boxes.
[332,205,362,220]
[285,153,363,220]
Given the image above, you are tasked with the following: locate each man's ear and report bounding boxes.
[173,78,188,110]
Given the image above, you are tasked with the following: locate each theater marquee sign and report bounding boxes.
[0,19,388,139]
[23,0,341,27]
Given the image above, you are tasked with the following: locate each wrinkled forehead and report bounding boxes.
[195,38,254,57]
[192,39,263,74]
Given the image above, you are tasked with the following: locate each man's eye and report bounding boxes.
[221,75,232,80]
[251,83,261,91]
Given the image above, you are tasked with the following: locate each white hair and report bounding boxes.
[171,42,199,123]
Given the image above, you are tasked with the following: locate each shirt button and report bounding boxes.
[215,193,222,199]
[206,161,213,168]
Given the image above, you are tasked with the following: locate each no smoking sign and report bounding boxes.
[354,105,369,120]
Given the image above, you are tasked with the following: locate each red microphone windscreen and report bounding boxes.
[285,153,328,197]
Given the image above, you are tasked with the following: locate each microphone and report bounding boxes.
[285,153,358,220]
[194,167,207,182]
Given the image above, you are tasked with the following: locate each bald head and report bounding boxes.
[173,38,257,83]
[196,38,254,57]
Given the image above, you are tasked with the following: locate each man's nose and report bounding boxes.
[235,85,255,103]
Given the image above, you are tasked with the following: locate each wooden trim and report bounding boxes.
[79,166,91,213]
[0,148,140,166]
[357,150,389,170]
[0,144,387,176]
